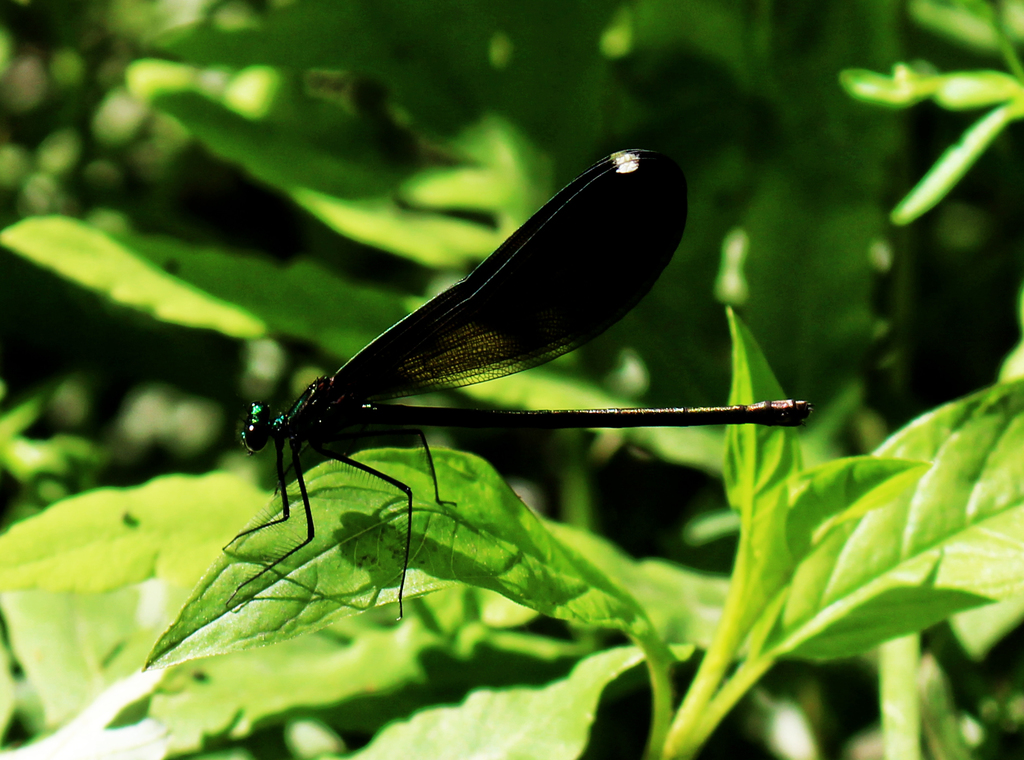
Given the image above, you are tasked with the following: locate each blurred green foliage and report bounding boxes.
[2,0,1024,758]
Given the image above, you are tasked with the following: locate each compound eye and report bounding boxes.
[242,402,271,453]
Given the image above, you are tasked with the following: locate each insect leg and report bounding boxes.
[322,428,453,507]
[226,435,293,546]
[309,440,415,619]
[227,438,315,607]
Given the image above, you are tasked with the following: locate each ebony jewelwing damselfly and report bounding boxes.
[237,149,811,614]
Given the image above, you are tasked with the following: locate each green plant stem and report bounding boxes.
[881,635,921,760]
[686,654,777,754]
[993,0,1024,83]
[661,640,731,759]
[636,632,676,760]
[661,530,757,759]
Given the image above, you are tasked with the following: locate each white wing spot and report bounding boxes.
[612,151,641,174]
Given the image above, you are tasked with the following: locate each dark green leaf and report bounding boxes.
[159,0,617,162]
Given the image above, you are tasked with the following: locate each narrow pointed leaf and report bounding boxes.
[721,308,803,639]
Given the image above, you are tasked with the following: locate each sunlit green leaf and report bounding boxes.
[772,380,1024,659]
[934,71,1022,110]
[151,623,438,753]
[0,217,265,338]
[721,308,803,642]
[0,473,265,592]
[840,65,939,107]
[292,190,504,270]
[841,66,1022,110]
[147,449,651,668]
[344,646,644,760]
[0,588,166,727]
[786,456,931,561]
[892,102,1024,224]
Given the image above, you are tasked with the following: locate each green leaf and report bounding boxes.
[0,638,13,742]
[292,116,549,269]
[841,66,1023,110]
[344,646,644,760]
[840,65,939,107]
[158,0,617,163]
[786,456,931,561]
[292,189,505,270]
[892,101,1024,224]
[117,230,409,362]
[0,388,95,485]
[934,71,1023,110]
[0,588,166,727]
[839,63,1024,225]
[150,623,439,753]
[770,380,1024,659]
[949,594,1024,660]
[131,59,547,268]
[147,448,651,668]
[0,217,265,339]
[908,0,1003,53]
[126,61,412,201]
[548,522,728,648]
[721,308,803,639]
[0,669,166,756]
[0,472,265,592]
